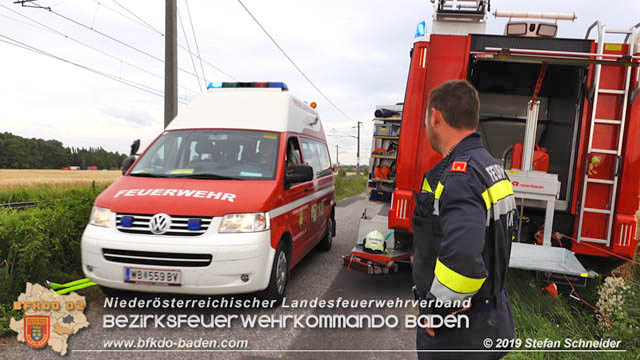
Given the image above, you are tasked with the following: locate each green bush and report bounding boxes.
[0,186,103,336]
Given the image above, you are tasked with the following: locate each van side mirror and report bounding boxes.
[130,139,141,156]
[332,164,338,173]
[285,164,314,188]
[122,156,136,175]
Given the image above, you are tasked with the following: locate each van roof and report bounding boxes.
[166,89,326,140]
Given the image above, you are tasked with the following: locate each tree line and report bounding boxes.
[0,132,127,170]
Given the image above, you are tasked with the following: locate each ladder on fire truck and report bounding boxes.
[576,23,640,247]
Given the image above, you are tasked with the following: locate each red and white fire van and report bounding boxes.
[81,82,336,301]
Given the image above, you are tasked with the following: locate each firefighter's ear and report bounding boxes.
[430,108,444,128]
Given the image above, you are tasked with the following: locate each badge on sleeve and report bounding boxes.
[451,161,468,173]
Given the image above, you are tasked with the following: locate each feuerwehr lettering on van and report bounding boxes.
[113,189,236,203]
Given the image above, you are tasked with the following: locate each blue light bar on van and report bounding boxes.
[120,216,134,227]
[415,21,426,38]
[187,219,202,230]
[206,82,288,91]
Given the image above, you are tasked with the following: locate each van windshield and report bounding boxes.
[129,130,280,180]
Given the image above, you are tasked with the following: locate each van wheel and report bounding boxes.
[317,217,333,252]
[260,241,289,305]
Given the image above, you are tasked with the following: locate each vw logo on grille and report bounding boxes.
[149,213,172,234]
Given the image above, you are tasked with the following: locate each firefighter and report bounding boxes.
[413,80,517,359]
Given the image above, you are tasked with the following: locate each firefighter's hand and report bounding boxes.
[424,325,435,337]
[423,305,471,337]
[422,316,435,337]
[451,304,472,316]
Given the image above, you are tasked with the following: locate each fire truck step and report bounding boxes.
[586,178,615,184]
[605,28,633,34]
[597,89,625,95]
[590,148,618,155]
[593,118,622,124]
[578,236,609,244]
[583,207,613,214]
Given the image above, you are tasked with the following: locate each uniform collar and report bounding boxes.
[444,132,483,160]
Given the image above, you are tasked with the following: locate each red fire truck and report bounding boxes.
[349,0,639,278]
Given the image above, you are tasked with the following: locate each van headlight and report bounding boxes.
[218,213,269,233]
[89,206,112,227]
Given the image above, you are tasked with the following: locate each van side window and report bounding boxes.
[286,137,302,174]
[301,138,331,177]
[316,142,331,176]
[301,139,321,176]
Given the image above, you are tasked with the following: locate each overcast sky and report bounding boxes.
[0,0,638,165]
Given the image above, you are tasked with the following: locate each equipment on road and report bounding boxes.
[46,278,97,295]
[342,210,409,275]
[363,230,387,253]
[347,0,640,282]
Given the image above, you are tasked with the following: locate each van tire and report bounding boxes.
[317,217,334,252]
[260,240,289,305]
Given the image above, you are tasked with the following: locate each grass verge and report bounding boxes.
[505,263,639,359]
[335,175,367,202]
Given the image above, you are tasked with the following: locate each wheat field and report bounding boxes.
[0,169,121,189]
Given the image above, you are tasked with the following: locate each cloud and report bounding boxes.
[102,107,155,127]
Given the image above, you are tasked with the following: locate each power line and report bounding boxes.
[236,0,358,124]
[92,0,238,81]
[111,0,163,35]
[184,0,206,86]
[177,8,202,91]
[0,33,188,104]
[90,0,160,35]
[17,1,210,84]
[327,134,355,139]
[331,128,357,138]
[0,4,199,95]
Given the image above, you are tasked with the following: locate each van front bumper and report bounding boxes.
[81,222,275,295]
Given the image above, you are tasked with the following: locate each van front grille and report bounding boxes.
[102,248,212,267]
[116,213,212,236]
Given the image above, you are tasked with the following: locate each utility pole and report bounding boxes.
[164,0,177,128]
[335,145,339,168]
[356,121,361,176]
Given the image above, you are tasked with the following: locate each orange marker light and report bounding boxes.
[310,102,317,109]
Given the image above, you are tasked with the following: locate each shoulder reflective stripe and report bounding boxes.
[422,178,433,193]
[268,185,335,219]
[481,179,514,209]
[481,192,491,210]
[434,258,486,294]
[434,182,444,199]
[430,274,474,302]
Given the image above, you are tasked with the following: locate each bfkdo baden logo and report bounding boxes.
[24,315,50,348]
[10,282,90,356]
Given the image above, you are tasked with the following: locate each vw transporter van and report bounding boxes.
[81,82,336,302]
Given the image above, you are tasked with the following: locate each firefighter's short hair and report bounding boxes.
[427,80,480,130]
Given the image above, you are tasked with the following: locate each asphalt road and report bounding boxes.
[5,194,418,360]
